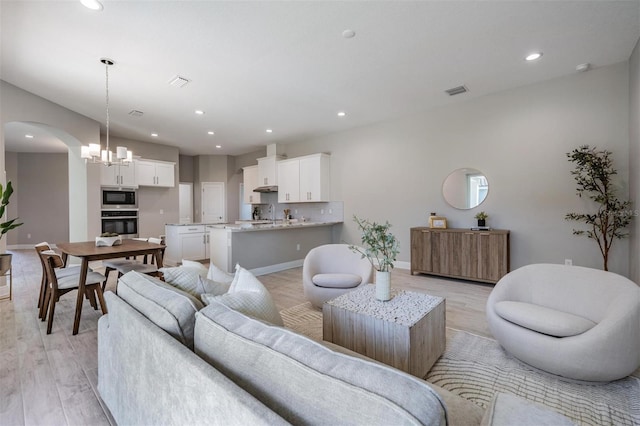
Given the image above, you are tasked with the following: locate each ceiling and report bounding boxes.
[1,1,639,156]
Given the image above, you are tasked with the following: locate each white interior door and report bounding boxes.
[202,182,225,223]
[179,183,193,224]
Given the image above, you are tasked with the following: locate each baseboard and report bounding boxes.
[250,260,304,276]
[8,244,41,250]
[394,261,410,270]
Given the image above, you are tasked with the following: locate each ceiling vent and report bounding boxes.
[128,110,144,117]
[445,85,468,96]
[168,75,191,88]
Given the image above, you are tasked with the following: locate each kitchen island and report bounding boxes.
[209,221,342,275]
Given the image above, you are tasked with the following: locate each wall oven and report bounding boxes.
[101,210,139,238]
[102,188,138,209]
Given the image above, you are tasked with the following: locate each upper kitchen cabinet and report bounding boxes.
[278,153,330,203]
[100,162,137,188]
[277,159,300,202]
[136,159,175,187]
[243,165,262,204]
[256,155,283,187]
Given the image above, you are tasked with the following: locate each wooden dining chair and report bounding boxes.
[103,237,164,280]
[40,252,107,334]
[35,242,84,315]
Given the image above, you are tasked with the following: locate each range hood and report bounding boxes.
[252,144,283,193]
[253,185,278,193]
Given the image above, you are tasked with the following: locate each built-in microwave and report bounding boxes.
[102,189,137,209]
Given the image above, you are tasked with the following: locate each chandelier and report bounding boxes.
[81,58,133,166]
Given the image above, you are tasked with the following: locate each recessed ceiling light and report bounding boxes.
[525,52,543,61]
[215,145,222,149]
[337,111,346,117]
[151,133,158,137]
[80,0,103,11]
[208,131,215,135]
[195,110,205,115]
[342,29,356,39]
[266,129,273,133]
[25,134,34,139]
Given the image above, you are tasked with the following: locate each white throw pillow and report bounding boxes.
[159,266,209,298]
[198,276,231,301]
[205,265,283,326]
[207,262,235,284]
[181,259,208,274]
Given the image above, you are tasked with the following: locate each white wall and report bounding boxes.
[629,39,640,283]
[280,62,631,276]
[0,81,101,245]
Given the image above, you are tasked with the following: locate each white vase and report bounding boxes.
[375,270,391,301]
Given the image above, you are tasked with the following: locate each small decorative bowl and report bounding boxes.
[95,235,123,247]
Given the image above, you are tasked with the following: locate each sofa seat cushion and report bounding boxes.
[312,273,362,289]
[494,301,596,337]
[195,301,446,426]
[118,271,204,349]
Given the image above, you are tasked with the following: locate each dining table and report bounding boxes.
[57,238,165,335]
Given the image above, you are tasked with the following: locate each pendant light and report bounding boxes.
[81,58,133,166]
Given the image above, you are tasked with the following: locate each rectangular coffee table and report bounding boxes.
[323,284,445,378]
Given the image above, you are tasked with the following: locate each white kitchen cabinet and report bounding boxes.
[300,154,330,202]
[100,162,137,187]
[277,159,300,203]
[164,224,208,265]
[242,165,261,204]
[137,159,175,187]
[136,159,175,187]
[257,156,282,187]
[277,153,330,203]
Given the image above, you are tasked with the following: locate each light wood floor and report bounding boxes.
[0,249,493,426]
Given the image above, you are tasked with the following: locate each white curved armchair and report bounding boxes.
[303,244,374,309]
[486,263,640,382]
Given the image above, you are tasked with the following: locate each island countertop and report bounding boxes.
[209,221,341,274]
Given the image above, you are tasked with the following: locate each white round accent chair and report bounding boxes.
[486,263,640,382]
[303,244,374,308]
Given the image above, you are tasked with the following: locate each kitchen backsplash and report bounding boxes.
[251,194,343,223]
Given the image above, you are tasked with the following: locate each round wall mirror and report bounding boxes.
[442,168,489,210]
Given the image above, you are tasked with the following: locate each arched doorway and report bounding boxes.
[3,121,94,246]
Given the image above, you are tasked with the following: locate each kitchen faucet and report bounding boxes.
[269,204,275,224]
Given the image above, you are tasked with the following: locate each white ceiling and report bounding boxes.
[1,1,639,156]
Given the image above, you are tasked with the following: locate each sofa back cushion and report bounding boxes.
[118,271,204,349]
[194,301,446,426]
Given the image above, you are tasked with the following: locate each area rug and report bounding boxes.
[279,302,640,426]
[280,302,323,340]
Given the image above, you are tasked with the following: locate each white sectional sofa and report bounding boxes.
[97,270,572,425]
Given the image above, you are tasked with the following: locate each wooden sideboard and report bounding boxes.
[410,227,510,284]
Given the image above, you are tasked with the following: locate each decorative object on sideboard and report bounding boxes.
[96,232,123,247]
[429,215,448,229]
[81,58,134,166]
[349,216,399,302]
[565,145,633,271]
[0,181,23,300]
[474,211,488,227]
[442,167,489,210]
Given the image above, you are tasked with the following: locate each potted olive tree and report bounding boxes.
[349,215,399,301]
[565,145,633,271]
[0,181,24,274]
